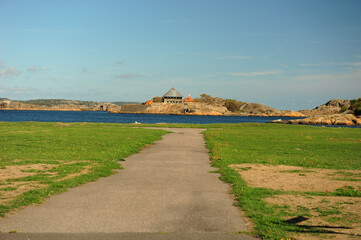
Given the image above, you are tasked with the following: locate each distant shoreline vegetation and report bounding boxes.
[6,99,140,107]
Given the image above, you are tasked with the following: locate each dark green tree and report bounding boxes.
[198,94,214,104]
[224,99,242,112]
[350,98,361,116]
[152,96,163,102]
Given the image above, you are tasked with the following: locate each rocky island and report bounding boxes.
[1,88,360,126]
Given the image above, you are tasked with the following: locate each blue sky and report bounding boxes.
[0,0,360,110]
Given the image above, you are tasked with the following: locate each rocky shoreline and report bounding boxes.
[270,113,361,126]
[1,98,360,126]
[0,99,121,112]
[0,99,305,117]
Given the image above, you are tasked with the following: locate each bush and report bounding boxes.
[350,98,361,116]
[152,96,163,102]
[334,186,361,197]
[224,99,242,112]
[197,94,214,104]
[340,106,349,113]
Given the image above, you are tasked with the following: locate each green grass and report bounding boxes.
[0,122,167,216]
[204,123,361,169]
[333,186,361,197]
[1,121,360,239]
[202,123,361,239]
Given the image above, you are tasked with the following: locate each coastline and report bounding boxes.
[1,108,304,118]
[1,98,360,126]
[270,113,361,126]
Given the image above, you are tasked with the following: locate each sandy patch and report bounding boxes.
[57,122,73,126]
[265,194,361,240]
[230,164,361,192]
[0,161,94,207]
[55,166,92,182]
[11,159,23,163]
[0,164,57,181]
[0,130,51,134]
[0,182,48,205]
[231,163,361,239]
[0,164,57,205]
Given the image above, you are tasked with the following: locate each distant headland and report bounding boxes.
[1,87,360,126]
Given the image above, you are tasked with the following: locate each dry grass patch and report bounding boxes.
[56,122,73,126]
[231,164,361,192]
[54,165,93,182]
[265,194,361,240]
[0,164,57,181]
[0,130,51,134]
[0,161,93,207]
[231,163,361,239]
[0,182,47,205]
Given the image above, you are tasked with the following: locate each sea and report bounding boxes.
[0,109,302,124]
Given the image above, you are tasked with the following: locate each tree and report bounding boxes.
[197,94,214,104]
[350,98,361,116]
[152,96,163,102]
[224,99,242,112]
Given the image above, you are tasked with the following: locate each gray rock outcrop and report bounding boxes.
[272,113,361,126]
[299,99,351,116]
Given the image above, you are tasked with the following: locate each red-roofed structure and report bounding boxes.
[184,95,195,102]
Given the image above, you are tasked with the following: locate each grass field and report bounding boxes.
[0,122,167,217]
[203,123,361,239]
[1,121,360,239]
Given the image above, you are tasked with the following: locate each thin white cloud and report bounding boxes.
[114,73,142,79]
[217,55,250,60]
[0,60,3,69]
[291,74,333,81]
[0,66,21,78]
[229,70,280,77]
[343,62,361,66]
[290,69,361,86]
[273,69,361,104]
[27,66,52,72]
[167,51,213,58]
[299,62,335,67]
[0,85,34,94]
[260,58,289,68]
[299,61,361,67]
[27,66,38,72]
[9,87,31,94]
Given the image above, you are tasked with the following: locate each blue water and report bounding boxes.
[0,110,302,124]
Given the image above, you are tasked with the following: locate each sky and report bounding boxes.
[0,0,360,110]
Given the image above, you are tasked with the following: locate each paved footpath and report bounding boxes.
[0,128,257,240]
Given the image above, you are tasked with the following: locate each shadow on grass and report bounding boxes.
[283,215,360,238]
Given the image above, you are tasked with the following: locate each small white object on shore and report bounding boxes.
[133,121,141,124]
[268,119,283,123]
